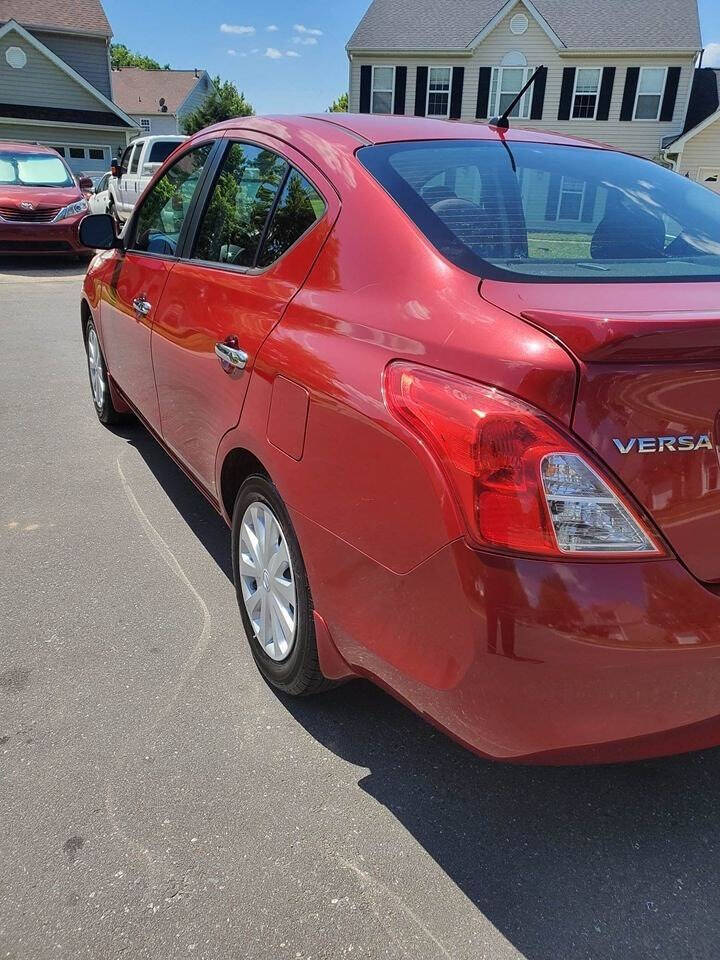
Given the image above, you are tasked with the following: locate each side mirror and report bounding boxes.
[111,158,120,178]
[78,176,94,191]
[79,213,121,251]
[141,162,161,178]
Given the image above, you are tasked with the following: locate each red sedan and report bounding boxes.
[78,114,720,764]
[0,141,92,257]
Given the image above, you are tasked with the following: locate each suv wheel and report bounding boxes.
[232,475,333,696]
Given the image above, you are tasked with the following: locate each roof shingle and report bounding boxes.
[111,68,205,116]
[0,0,112,37]
[347,0,701,52]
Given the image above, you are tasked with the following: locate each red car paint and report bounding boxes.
[82,114,720,764]
[0,141,87,255]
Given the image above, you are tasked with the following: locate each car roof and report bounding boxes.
[206,113,613,155]
[0,141,59,155]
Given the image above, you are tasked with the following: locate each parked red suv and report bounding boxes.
[78,114,720,764]
[0,141,92,256]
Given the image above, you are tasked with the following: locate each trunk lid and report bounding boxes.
[482,280,720,582]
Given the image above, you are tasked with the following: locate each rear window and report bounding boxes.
[0,151,74,188]
[148,140,184,164]
[358,140,720,283]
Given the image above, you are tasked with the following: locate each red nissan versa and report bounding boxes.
[78,114,720,764]
[0,141,92,257]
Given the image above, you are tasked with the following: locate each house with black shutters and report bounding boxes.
[347,0,701,171]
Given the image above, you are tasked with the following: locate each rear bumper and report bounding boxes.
[0,215,85,255]
[293,510,720,764]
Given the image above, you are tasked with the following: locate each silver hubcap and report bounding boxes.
[87,328,106,409]
[239,502,297,661]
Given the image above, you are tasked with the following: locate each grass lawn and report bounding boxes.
[528,231,592,259]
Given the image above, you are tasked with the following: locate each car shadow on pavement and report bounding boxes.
[113,422,720,960]
[117,425,233,582]
[279,681,720,960]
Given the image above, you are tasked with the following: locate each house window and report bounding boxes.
[490,54,532,119]
[69,147,85,159]
[88,148,104,161]
[634,67,666,120]
[371,67,394,114]
[140,117,152,133]
[427,67,452,117]
[557,176,586,220]
[572,68,601,119]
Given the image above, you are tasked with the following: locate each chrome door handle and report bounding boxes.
[215,341,249,371]
[132,295,151,317]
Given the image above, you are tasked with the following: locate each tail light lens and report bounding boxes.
[385,363,663,558]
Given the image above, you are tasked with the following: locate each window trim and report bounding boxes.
[633,66,667,122]
[371,65,395,115]
[571,67,602,121]
[490,65,533,120]
[181,137,330,277]
[124,138,222,263]
[426,65,453,119]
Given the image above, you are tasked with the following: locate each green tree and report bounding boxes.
[181,77,254,135]
[110,43,170,70]
[328,92,348,113]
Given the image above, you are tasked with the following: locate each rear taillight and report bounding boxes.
[385,363,663,558]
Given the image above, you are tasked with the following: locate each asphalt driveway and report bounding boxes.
[2,262,720,960]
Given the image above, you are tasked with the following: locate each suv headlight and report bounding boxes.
[54,199,89,221]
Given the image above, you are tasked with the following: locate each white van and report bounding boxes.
[109,135,186,224]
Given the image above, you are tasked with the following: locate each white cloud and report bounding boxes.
[265,47,283,59]
[705,43,720,67]
[220,23,255,35]
[285,50,300,57]
[227,48,236,55]
[292,36,318,45]
[266,24,278,32]
[293,24,323,36]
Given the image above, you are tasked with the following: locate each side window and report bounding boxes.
[257,170,326,268]
[129,144,141,174]
[131,143,212,256]
[119,144,134,175]
[192,143,287,268]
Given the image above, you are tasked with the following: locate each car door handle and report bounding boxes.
[132,295,151,317]
[215,340,248,371]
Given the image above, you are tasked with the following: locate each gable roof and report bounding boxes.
[663,68,720,151]
[347,0,701,52]
[0,0,111,37]
[112,68,207,116]
[0,20,136,127]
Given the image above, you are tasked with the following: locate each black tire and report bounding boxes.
[84,319,133,426]
[231,474,333,696]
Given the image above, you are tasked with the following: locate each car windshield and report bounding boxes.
[0,151,74,188]
[358,139,720,283]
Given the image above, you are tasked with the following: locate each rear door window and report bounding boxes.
[257,170,326,268]
[131,143,213,256]
[192,142,288,268]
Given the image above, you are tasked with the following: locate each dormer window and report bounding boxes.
[490,51,532,119]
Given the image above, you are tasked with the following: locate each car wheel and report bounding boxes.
[85,320,132,426]
[232,475,333,696]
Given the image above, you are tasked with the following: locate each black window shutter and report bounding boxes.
[393,66,407,114]
[359,65,371,113]
[449,67,464,119]
[581,184,597,221]
[545,174,561,221]
[476,67,492,118]
[415,66,428,116]
[558,67,576,120]
[530,66,547,120]
[620,67,640,121]
[596,67,615,120]
[660,67,681,121]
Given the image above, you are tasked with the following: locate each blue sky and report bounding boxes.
[103,0,720,115]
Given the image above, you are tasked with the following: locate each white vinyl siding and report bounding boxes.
[348,1,695,160]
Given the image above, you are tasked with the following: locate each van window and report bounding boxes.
[358,139,720,282]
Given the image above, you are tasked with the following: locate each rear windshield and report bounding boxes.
[148,141,184,164]
[358,140,720,283]
[0,151,74,188]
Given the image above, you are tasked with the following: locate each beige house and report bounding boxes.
[347,0,702,166]
[663,68,720,191]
